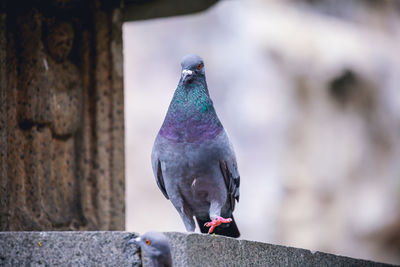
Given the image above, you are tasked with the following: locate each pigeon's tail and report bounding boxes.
[196,215,240,238]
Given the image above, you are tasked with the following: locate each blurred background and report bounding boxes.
[124,0,400,264]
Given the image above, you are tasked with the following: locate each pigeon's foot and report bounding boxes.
[204,216,232,234]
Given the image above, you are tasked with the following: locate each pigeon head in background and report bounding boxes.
[127,232,172,267]
[151,54,241,237]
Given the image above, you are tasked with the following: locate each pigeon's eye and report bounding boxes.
[196,63,203,70]
[145,239,151,245]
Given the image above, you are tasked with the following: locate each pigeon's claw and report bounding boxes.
[204,216,233,234]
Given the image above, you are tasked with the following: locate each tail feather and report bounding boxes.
[196,215,240,238]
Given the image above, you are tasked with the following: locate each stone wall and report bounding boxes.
[0,231,393,266]
[0,0,125,231]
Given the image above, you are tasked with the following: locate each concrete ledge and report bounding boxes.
[122,0,219,21]
[0,231,394,266]
[165,233,393,267]
[0,232,141,266]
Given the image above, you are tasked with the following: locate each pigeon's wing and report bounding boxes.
[151,143,169,200]
[219,158,240,211]
[155,159,169,199]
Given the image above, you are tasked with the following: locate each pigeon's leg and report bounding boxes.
[171,198,195,232]
[204,201,232,234]
[178,211,196,232]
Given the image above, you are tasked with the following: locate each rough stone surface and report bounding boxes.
[0,231,141,266]
[0,0,125,231]
[0,231,393,267]
[165,232,393,267]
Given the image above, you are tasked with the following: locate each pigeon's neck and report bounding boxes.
[159,80,223,143]
[151,253,172,267]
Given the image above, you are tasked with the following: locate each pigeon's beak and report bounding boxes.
[127,236,141,245]
[182,69,193,83]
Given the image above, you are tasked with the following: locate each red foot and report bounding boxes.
[204,216,232,234]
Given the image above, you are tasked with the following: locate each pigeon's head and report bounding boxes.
[180,54,205,84]
[127,231,172,264]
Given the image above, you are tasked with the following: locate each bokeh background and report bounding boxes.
[124,0,400,264]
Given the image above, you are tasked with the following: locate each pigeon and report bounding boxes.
[127,232,173,267]
[151,54,240,238]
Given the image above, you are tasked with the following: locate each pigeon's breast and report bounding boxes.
[159,117,223,143]
[155,130,229,166]
[154,130,232,182]
[159,95,223,143]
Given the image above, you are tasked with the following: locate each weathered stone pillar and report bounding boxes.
[0,0,125,230]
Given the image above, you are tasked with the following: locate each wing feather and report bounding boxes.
[155,159,169,199]
[219,160,240,211]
